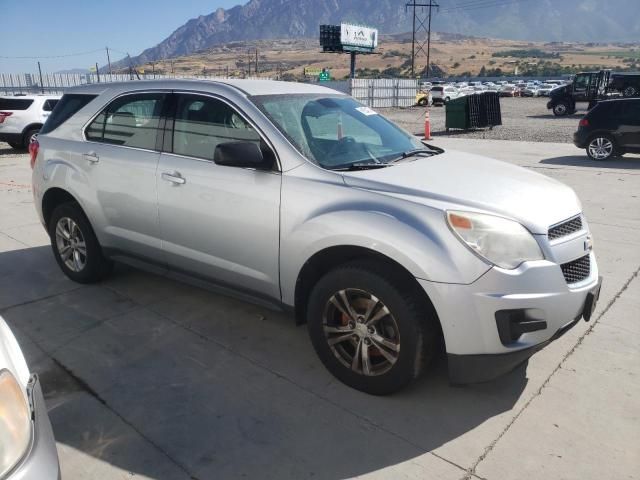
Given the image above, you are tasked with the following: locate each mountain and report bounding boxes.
[114,0,640,68]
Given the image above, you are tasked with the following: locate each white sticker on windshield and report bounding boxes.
[355,106,378,116]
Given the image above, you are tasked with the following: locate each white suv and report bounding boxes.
[430,86,460,105]
[0,95,61,149]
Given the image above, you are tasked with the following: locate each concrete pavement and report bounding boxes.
[0,139,638,479]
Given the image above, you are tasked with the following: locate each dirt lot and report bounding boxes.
[384,96,585,143]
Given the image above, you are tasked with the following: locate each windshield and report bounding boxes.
[251,94,429,170]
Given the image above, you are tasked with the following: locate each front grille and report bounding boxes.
[561,255,591,284]
[548,215,583,241]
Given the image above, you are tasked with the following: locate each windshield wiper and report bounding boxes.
[388,148,438,164]
[329,162,390,171]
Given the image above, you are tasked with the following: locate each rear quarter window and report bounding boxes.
[39,94,97,135]
[0,98,34,110]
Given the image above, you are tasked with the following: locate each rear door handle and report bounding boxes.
[161,171,186,185]
[83,151,99,163]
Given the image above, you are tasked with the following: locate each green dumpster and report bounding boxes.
[445,96,470,131]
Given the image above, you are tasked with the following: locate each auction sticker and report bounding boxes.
[355,106,378,116]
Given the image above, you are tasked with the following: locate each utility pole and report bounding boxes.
[126,53,140,80]
[37,61,44,93]
[405,1,439,78]
[105,47,112,75]
[95,63,100,83]
[255,48,259,76]
[247,50,251,76]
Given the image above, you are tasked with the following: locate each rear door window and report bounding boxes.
[0,98,33,110]
[86,93,165,150]
[40,94,97,134]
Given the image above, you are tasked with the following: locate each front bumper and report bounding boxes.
[9,375,60,480]
[419,245,601,383]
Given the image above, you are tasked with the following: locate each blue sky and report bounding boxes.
[0,0,241,73]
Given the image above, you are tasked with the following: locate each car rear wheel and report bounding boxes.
[307,261,437,395]
[417,97,428,106]
[623,86,637,97]
[24,128,40,148]
[587,135,616,161]
[48,202,113,283]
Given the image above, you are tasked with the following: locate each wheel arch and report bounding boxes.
[293,245,443,340]
[21,122,43,137]
[41,187,82,229]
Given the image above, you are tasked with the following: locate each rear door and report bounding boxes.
[82,91,167,260]
[618,100,640,149]
[156,92,281,299]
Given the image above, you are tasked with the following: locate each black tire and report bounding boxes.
[307,261,438,395]
[417,98,428,106]
[444,97,450,103]
[552,101,569,116]
[586,133,618,161]
[23,128,40,148]
[48,202,113,283]
[7,141,24,150]
[623,86,637,97]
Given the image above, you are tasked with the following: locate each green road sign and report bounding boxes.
[319,69,331,81]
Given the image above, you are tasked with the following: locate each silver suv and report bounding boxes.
[31,80,601,394]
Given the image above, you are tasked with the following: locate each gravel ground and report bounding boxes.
[384,97,586,143]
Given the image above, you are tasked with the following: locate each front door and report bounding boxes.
[157,93,281,299]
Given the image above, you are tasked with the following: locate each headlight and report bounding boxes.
[0,369,32,477]
[447,211,544,269]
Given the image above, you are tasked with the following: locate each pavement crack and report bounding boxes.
[459,264,640,480]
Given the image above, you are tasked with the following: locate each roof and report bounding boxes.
[0,94,61,99]
[64,79,343,97]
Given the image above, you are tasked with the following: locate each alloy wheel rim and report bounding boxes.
[322,289,400,376]
[55,217,87,272]
[588,137,613,160]
[555,104,567,114]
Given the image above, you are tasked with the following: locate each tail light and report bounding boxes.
[0,112,13,124]
[29,139,39,169]
[579,118,590,127]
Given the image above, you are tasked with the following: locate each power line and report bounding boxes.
[440,0,527,12]
[0,48,105,59]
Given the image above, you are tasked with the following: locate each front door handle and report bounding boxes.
[161,171,186,185]
[83,151,99,163]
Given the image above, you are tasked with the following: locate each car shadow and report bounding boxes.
[1,246,529,479]
[0,144,23,156]
[540,154,640,169]
[526,114,584,120]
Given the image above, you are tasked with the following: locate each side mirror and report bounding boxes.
[213,142,274,170]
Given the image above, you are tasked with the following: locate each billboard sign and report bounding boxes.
[340,23,378,50]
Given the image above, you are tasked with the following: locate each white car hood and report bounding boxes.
[342,149,581,234]
[0,316,30,388]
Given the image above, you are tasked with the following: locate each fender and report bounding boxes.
[279,206,491,307]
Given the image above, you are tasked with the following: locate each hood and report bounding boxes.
[342,150,581,234]
[0,316,30,388]
[550,84,570,98]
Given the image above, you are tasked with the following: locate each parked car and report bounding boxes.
[430,85,460,105]
[415,91,433,106]
[32,80,601,394]
[0,94,61,149]
[521,85,540,97]
[499,85,519,97]
[573,98,640,160]
[0,316,60,478]
[536,84,557,97]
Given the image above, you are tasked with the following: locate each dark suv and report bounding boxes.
[573,98,640,160]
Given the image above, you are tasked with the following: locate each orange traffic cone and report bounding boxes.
[424,108,432,140]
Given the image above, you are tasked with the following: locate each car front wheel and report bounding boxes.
[48,202,113,283]
[587,135,616,161]
[307,261,437,395]
[553,102,569,116]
